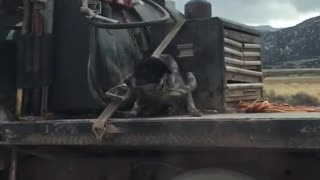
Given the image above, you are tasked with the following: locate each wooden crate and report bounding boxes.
[171,17,263,113]
[223,28,264,111]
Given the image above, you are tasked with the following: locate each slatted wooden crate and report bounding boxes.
[172,17,264,113]
[223,27,264,111]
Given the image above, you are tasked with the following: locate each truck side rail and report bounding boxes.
[0,113,320,150]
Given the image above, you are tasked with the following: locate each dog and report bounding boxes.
[116,54,202,118]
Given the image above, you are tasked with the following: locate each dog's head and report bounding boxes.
[126,57,171,89]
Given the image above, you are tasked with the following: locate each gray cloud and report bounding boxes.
[291,0,320,12]
[173,0,320,27]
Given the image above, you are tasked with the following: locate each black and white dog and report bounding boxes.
[117,54,202,117]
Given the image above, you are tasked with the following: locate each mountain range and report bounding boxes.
[252,25,282,33]
[254,16,320,68]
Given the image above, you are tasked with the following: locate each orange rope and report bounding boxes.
[239,100,320,113]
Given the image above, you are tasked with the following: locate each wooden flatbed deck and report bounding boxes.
[1,113,320,149]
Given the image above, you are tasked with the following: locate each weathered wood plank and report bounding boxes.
[224,44,242,52]
[226,95,261,102]
[225,63,260,70]
[224,47,243,57]
[224,38,243,48]
[226,71,261,83]
[244,43,261,49]
[226,88,262,98]
[225,57,261,66]
[227,83,264,90]
[243,48,261,54]
[243,52,261,57]
[226,66,263,77]
[225,53,243,61]
[219,17,261,36]
[244,56,261,61]
[226,102,240,109]
[224,29,260,44]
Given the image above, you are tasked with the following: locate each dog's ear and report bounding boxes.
[145,57,172,74]
[133,57,171,84]
[124,75,136,88]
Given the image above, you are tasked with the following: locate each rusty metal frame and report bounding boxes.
[1,113,320,150]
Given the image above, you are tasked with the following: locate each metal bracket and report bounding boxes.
[92,84,129,140]
[92,117,121,140]
[88,0,102,14]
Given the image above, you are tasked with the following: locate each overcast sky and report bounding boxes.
[174,0,320,28]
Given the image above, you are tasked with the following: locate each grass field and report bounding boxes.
[264,76,320,99]
[264,76,320,105]
[263,68,320,77]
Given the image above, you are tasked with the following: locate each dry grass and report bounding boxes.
[264,76,320,106]
[264,76,320,100]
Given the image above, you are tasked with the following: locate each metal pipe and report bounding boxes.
[21,0,31,34]
[9,149,17,180]
[80,7,119,24]
[15,89,23,116]
[81,0,171,29]
[16,0,32,117]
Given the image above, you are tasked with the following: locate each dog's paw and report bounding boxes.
[190,109,202,117]
[186,72,197,91]
[202,109,219,114]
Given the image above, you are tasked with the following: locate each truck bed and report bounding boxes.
[1,113,320,150]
